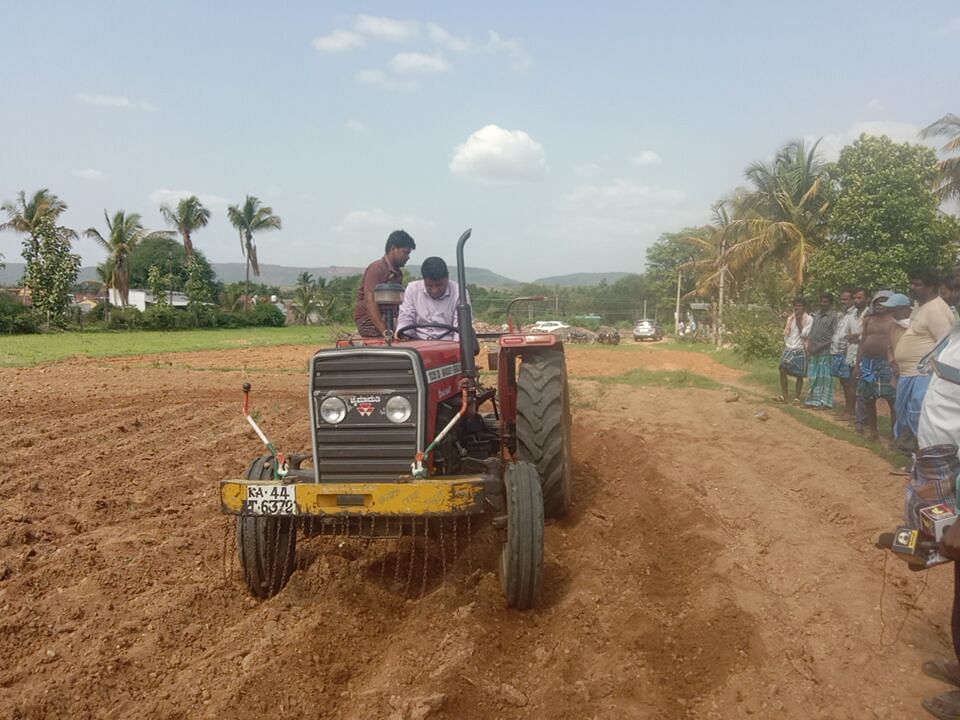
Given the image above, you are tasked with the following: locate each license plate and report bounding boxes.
[245,484,297,515]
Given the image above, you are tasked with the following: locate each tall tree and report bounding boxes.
[290,272,318,325]
[727,138,831,291]
[85,211,171,306]
[810,134,959,292]
[159,195,210,260]
[21,215,81,327]
[226,196,282,311]
[1,188,72,240]
[920,113,960,203]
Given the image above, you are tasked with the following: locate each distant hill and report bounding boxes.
[533,272,634,287]
[1,262,624,289]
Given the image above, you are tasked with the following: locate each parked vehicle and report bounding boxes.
[596,326,620,344]
[531,320,570,333]
[633,319,662,342]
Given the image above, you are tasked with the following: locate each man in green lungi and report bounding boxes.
[805,293,839,409]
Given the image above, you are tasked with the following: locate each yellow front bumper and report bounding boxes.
[220,477,488,517]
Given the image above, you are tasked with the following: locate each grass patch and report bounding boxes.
[779,405,904,465]
[0,325,340,367]
[590,367,722,390]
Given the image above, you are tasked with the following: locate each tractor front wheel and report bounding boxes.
[498,461,544,610]
[517,350,573,518]
[237,455,297,599]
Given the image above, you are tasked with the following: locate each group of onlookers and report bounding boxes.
[777,268,960,450]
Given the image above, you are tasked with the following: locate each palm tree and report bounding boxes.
[159,195,211,260]
[726,138,830,292]
[85,210,171,306]
[679,202,740,348]
[289,272,318,325]
[226,196,282,311]
[1,188,75,242]
[920,113,960,203]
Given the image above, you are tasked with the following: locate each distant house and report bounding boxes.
[109,288,189,311]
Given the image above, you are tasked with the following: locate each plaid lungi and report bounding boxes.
[904,443,959,528]
[831,353,852,380]
[894,374,931,440]
[780,348,807,378]
[857,357,895,400]
[805,354,835,407]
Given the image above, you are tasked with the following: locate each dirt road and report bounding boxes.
[0,344,953,718]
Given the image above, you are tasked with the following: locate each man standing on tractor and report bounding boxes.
[397,256,468,340]
[354,230,416,337]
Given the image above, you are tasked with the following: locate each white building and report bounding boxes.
[108,288,190,311]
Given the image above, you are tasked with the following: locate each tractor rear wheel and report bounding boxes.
[237,455,297,599]
[517,351,573,518]
[499,461,544,610]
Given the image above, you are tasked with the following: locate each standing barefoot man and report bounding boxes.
[778,298,812,403]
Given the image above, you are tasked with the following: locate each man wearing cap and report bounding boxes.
[396,256,468,340]
[892,268,955,450]
[856,291,898,440]
[354,230,416,338]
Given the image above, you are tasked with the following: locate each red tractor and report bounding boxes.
[220,230,572,609]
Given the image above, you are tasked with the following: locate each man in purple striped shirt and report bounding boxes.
[397,257,468,340]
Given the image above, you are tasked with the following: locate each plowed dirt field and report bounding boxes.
[0,343,954,719]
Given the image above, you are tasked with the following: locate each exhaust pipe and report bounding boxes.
[455,228,478,382]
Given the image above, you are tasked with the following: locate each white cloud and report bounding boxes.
[334,209,434,233]
[355,69,418,92]
[76,93,155,111]
[811,120,926,161]
[354,15,419,41]
[575,163,600,179]
[865,98,884,113]
[72,168,106,181]
[484,31,532,70]
[632,150,662,167]
[554,179,695,243]
[427,22,473,52]
[450,125,546,185]
[388,51,450,75]
[934,17,960,35]
[312,29,364,53]
[149,188,230,209]
[345,118,365,133]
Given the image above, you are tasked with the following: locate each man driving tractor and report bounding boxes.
[397,256,468,340]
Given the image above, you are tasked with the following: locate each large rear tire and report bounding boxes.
[237,455,297,599]
[517,351,573,518]
[499,461,544,610]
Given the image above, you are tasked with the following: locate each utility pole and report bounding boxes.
[555,295,559,315]
[643,298,647,319]
[675,271,682,332]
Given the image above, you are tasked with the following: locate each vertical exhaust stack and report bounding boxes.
[455,228,478,382]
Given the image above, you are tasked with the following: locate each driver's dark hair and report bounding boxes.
[385,230,416,253]
[420,256,448,281]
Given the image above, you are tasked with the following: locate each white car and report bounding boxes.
[531,320,570,332]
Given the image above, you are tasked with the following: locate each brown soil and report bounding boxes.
[0,343,952,719]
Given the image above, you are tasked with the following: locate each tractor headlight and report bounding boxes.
[320,396,347,424]
[385,395,412,424]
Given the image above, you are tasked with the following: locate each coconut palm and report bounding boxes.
[159,195,211,260]
[289,272,318,325]
[85,210,172,306]
[226,196,282,311]
[725,138,830,292]
[920,113,960,203]
[1,188,75,241]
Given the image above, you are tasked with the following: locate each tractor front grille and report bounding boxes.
[310,350,422,482]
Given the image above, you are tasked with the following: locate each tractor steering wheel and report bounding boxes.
[396,323,458,340]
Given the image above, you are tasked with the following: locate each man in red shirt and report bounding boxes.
[353,230,416,337]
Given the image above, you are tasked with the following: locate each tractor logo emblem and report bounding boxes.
[356,403,375,417]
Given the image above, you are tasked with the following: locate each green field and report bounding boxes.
[0,326,340,367]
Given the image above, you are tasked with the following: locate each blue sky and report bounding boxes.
[0,1,956,280]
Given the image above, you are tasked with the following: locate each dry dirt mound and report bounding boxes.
[0,345,952,719]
